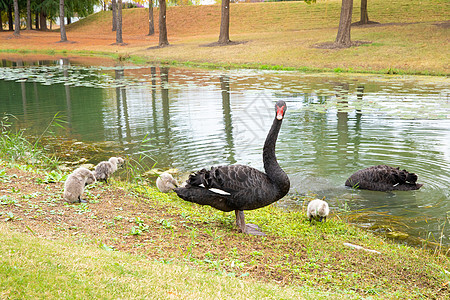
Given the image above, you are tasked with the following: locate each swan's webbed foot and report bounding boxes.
[244,223,266,236]
[78,196,88,203]
[235,210,266,236]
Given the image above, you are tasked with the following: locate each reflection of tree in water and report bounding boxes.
[115,68,132,145]
[62,58,72,133]
[147,66,175,168]
[335,82,350,168]
[220,75,236,164]
[151,66,158,137]
[160,67,170,146]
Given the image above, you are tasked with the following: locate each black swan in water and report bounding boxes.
[345,165,423,191]
[174,100,290,235]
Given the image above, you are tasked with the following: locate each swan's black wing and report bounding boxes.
[345,165,421,191]
[175,165,277,211]
[192,165,269,192]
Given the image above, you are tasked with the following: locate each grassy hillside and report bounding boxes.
[0,0,448,74]
[67,1,448,37]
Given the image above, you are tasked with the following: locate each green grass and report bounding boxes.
[0,114,56,169]
[0,224,330,299]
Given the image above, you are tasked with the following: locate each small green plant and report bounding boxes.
[39,170,67,184]
[99,243,116,251]
[10,186,21,193]
[0,169,12,183]
[3,212,22,221]
[74,203,91,214]
[22,192,41,199]
[114,215,124,221]
[0,195,20,206]
[129,217,150,235]
[158,218,174,230]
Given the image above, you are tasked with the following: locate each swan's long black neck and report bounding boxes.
[263,117,290,197]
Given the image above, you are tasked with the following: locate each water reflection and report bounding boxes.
[220,75,236,164]
[1,59,449,247]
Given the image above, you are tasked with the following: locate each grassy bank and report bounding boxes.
[1,224,322,299]
[1,119,449,298]
[0,0,448,75]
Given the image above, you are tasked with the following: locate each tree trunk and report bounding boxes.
[335,0,353,47]
[8,4,13,31]
[112,0,117,31]
[360,0,369,24]
[147,0,154,36]
[26,0,31,30]
[0,11,3,32]
[67,17,71,24]
[13,0,20,36]
[115,0,123,43]
[158,0,169,47]
[40,10,48,31]
[35,10,39,30]
[218,0,230,44]
[59,0,67,42]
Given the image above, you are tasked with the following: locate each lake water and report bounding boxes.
[1,57,449,247]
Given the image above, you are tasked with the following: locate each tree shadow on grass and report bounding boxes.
[147,44,172,50]
[313,40,372,49]
[56,40,77,44]
[200,40,248,47]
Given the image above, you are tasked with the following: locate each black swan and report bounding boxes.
[174,100,290,235]
[307,199,330,223]
[345,165,423,191]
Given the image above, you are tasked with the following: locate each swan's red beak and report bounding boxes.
[276,105,285,120]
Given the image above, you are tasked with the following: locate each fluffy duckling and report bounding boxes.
[63,167,96,203]
[307,199,330,223]
[156,172,179,193]
[94,157,124,184]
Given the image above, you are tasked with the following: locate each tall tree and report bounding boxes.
[59,0,67,41]
[39,0,48,32]
[218,0,230,44]
[35,7,39,30]
[26,0,31,30]
[115,0,123,43]
[111,0,117,31]
[359,0,368,24]
[0,0,8,31]
[13,0,20,36]
[147,0,154,36]
[335,0,353,47]
[353,0,378,25]
[8,2,13,31]
[158,0,169,47]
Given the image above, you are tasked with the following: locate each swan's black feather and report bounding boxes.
[345,165,423,191]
